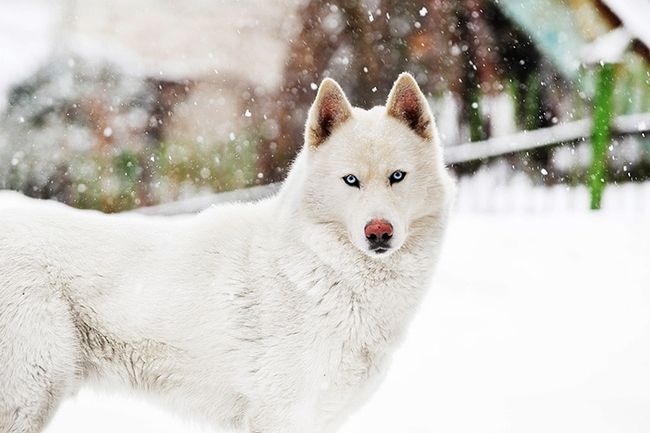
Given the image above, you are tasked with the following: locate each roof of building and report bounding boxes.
[599,0,650,51]
[495,0,650,76]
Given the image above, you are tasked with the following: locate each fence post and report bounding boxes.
[589,63,616,210]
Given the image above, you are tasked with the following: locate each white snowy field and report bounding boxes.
[30,198,649,433]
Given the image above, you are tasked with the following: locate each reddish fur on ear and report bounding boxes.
[317,94,345,139]
[386,73,432,139]
[306,78,352,148]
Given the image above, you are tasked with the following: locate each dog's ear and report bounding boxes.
[306,78,353,148]
[386,73,433,140]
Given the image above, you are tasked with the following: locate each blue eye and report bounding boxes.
[389,170,406,184]
[343,174,360,188]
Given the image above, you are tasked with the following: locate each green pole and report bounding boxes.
[468,86,485,142]
[589,63,616,210]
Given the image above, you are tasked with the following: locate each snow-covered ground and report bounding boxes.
[32,187,650,433]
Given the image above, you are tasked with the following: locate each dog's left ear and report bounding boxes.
[386,73,433,140]
[306,78,353,148]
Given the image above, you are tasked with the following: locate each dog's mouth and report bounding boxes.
[368,241,392,255]
[356,239,400,258]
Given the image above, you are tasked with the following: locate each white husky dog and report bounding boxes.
[0,73,453,433]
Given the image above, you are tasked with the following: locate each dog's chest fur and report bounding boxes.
[277,252,428,422]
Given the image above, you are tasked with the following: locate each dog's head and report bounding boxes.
[300,73,452,259]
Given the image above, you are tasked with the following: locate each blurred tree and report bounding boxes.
[259,0,531,181]
[262,0,456,181]
[0,56,258,211]
[0,56,161,209]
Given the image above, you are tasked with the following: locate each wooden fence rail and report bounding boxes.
[445,112,650,164]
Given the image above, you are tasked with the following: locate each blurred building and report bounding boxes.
[58,0,301,143]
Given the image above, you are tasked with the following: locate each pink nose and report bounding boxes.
[364,219,394,243]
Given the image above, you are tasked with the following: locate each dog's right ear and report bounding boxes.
[305,78,352,149]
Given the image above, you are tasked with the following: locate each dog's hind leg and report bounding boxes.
[0,275,81,433]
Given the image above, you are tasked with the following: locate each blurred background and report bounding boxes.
[1,0,649,213]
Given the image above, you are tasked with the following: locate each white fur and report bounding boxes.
[0,74,454,433]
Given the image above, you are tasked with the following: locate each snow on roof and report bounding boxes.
[0,0,302,105]
[63,0,301,89]
[599,0,650,51]
[0,0,57,109]
[580,27,633,64]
